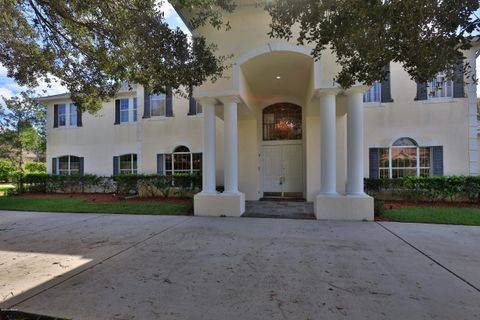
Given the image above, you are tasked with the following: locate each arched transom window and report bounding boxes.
[163,146,202,175]
[379,138,431,178]
[263,103,302,141]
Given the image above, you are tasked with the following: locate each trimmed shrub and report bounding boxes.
[24,162,47,173]
[365,176,480,203]
[0,160,15,182]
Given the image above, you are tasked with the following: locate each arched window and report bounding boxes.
[378,138,431,178]
[163,146,202,175]
[263,103,302,141]
[58,155,81,175]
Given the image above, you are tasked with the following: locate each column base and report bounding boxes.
[194,192,245,217]
[314,194,374,221]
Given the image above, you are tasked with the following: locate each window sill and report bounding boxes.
[423,97,455,104]
[54,126,81,130]
[188,113,203,118]
[116,122,137,126]
[364,102,384,108]
[146,116,175,121]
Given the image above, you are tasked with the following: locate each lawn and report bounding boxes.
[0,196,192,215]
[382,207,480,226]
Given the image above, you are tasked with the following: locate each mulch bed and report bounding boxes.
[15,193,193,205]
[382,200,480,210]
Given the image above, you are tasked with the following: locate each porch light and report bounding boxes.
[275,76,281,80]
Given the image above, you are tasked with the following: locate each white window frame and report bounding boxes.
[69,103,77,127]
[427,72,453,100]
[379,138,431,178]
[119,154,138,174]
[163,146,202,175]
[57,155,80,175]
[119,98,129,123]
[150,94,166,118]
[363,81,381,104]
[196,100,203,115]
[58,104,67,127]
[133,97,138,122]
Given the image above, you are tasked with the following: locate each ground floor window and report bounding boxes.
[376,138,433,178]
[57,155,81,175]
[119,154,137,174]
[161,146,202,175]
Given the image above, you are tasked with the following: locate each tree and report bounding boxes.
[0,91,46,171]
[265,0,480,87]
[0,0,234,113]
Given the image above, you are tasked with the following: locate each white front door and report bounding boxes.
[262,144,303,197]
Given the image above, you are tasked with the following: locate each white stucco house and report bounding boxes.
[40,2,480,220]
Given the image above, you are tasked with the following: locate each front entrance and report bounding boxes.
[262,144,304,197]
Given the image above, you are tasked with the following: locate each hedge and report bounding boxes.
[9,172,202,197]
[365,176,480,202]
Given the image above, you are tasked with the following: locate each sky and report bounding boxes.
[0,2,480,99]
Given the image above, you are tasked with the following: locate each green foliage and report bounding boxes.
[0,91,46,170]
[0,0,234,112]
[0,160,16,182]
[24,162,46,173]
[365,176,480,202]
[0,197,191,216]
[11,172,202,197]
[266,0,479,88]
[383,207,480,226]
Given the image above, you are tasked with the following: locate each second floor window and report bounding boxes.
[196,101,203,114]
[69,104,77,127]
[427,73,453,99]
[364,82,381,103]
[133,97,138,122]
[151,94,166,117]
[120,99,129,123]
[58,104,66,127]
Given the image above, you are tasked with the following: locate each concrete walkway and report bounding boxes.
[0,211,479,320]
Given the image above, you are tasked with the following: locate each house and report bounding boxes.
[40,2,480,220]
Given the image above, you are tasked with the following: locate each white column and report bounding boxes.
[222,97,240,194]
[346,89,366,195]
[318,89,339,194]
[201,99,217,194]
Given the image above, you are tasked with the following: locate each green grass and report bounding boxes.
[0,197,191,215]
[382,207,480,226]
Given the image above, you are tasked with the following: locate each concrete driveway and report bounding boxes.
[0,211,479,320]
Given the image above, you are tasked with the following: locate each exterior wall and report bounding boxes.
[45,86,225,180]
[364,62,470,177]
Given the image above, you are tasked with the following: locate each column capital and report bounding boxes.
[218,95,242,105]
[315,87,341,97]
[344,85,370,95]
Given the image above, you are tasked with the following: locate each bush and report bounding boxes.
[24,162,46,173]
[0,160,16,182]
[10,172,202,197]
[365,176,480,203]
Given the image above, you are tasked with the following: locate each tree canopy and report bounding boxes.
[0,0,233,113]
[265,0,480,87]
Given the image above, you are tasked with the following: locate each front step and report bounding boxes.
[243,201,315,220]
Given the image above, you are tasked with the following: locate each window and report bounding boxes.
[163,146,202,175]
[378,138,431,178]
[119,98,129,123]
[58,104,66,127]
[133,97,138,122]
[427,72,453,99]
[58,156,80,175]
[69,104,77,127]
[151,94,166,117]
[263,103,302,141]
[196,101,203,114]
[119,154,137,174]
[363,82,381,103]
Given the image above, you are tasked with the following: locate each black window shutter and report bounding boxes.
[157,154,164,175]
[143,89,151,118]
[369,148,380,179]
[415,83,428,101]
[432,146,444,176]
[166,85,173,117]
[52,158,57,174]
[113,156,119,175]
[53,104,59,128]
[77,107,83,127]
[381,63,393,103]
[188,86,196,115]
[79,157,84,176]
[114,100,120,125]
[453,60,465,98]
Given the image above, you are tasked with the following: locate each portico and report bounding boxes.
[193,44,373,221]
